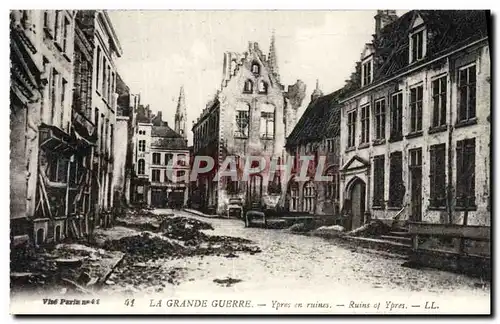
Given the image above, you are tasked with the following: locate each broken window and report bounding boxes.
[137,159,145,175]
[456,138,476,208]
[432,76,447,128]
[388,151,403,207]
[48,155,69,183]
[347,110,357,148]
[429,143,446,208]
[374,99,386,140]
[152,153,161,165]
[390,92,403,141]
[360,104,370,144]
[235,107,249,137]
[260,112,275,139]
[258,80,268,94]
[458,65,477,122]
[303,182,316,213]
[373,155,385,207]
[409,85,423,133]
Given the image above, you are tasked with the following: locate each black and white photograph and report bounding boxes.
[8,8,491,315]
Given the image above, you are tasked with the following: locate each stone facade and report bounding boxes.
[338,10,490,230]
[192,37,306,215]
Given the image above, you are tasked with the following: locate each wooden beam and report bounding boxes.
[408,222,490,241]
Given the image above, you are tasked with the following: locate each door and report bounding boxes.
[151,189,164,207]
[350,180,366,230]
[409,148,423,222]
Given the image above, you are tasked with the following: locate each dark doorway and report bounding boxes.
[409,148,423,222]
[247,175,263,207]
[55,225,61,242]
[349,179,366,230]
[36,228,44,245]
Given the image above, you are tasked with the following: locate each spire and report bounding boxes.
[175,86,187,139]
[311,79,323,102]
[268,29,280,82]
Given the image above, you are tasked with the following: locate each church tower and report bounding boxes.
[174,86,187,139]
[268,30,280,82]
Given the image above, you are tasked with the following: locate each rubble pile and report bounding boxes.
[103,232,190,261]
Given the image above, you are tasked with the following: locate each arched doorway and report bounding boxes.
[346,177,366,231]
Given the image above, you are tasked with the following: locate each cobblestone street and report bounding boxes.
[96,209,490,313]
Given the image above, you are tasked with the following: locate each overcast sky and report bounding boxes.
[108,10,407,145]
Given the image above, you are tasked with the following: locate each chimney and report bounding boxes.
[374,10,398,36]
[157,111,162,121]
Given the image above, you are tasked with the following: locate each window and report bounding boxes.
[258,80,268,94]
[456,138,476,208]
[326,139,334,153]
[251,62,260,74]
[96,47,101,91]
[102,59,106,96]
[165,153,173,165]
[410,29,425,62]
[360,104,370,144]
[289,182,299,211]
[62,17,69,52]
[152,169,160,182]
[243,80,253,93]
[163,170,171,183]
[260,109,275,139]
[48,156,69,183]
[152,153,161,165]
[227,180,239,194]
[176,170,186,183]
[362,59,373,86]
[389,151,403,207]
[458,65,477,122]
[432,76,447,127]
[429,144,446,208]
[43,11,51,33]
[138,140,146,152]
[235,104,250,137]
[325,169,338,200]
[347,110,357,148]
[176,154,187,166]
[60,78,66,129]
[94,108,99,134]
[303,182,316,213]
[137,159,145,175]
[390,92,403,140]
[374,99,386,140]
[54,10,61,42]
[409,85,423,133]
[373,155,385,207]
[50,69,58,125]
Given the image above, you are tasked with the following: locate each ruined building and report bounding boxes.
[191,33,306,215]
[10,10,124,245]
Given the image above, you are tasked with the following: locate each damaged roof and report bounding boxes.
[345,10,489,96]
[151,125,187,149]
[286,89,345,147]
